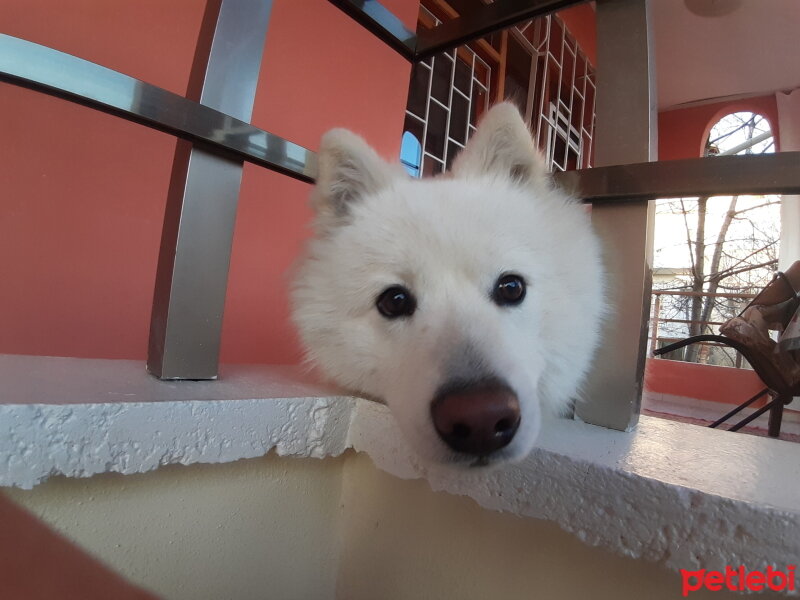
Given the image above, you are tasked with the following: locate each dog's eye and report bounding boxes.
[376,286,416,319]
[493,274,526,306]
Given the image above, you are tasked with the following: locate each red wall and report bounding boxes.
[558,4,597,67]
[0,0,418,364]
[0,494,159,599]
[658,95,780,161]
[645,359,766,407]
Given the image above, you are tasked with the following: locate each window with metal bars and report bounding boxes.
[402,2,596,176]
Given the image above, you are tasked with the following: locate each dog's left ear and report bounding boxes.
[451,102,549,186]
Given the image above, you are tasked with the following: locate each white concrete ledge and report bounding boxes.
[349,402,800,576]
[2,354,799,581]
[0,355,355,489]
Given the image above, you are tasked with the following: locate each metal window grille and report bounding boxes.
[517,16,596,172]
[403,8,596,176]
[403,7,491,177]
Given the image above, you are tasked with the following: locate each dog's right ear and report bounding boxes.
[451,102,549,187]
[312,128,398,223]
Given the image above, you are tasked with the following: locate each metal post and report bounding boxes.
[767,398,785,438]
[575,0,657,430]
[649,293,661,356]
[147,0,273,380]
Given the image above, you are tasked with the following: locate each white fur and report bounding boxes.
[291,103,605,467]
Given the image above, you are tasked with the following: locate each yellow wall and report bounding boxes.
[6,452,782,599]
[5,454,345,600]
[336,452,770,600]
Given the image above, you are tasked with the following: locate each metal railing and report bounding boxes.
[649,290,758,368]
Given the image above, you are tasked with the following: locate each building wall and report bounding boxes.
[0,0,417,364]
[336,452,765,600]
[645,358,765,407]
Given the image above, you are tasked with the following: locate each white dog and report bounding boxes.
[291,103,604,468]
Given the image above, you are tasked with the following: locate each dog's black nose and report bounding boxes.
[431,380,520,456]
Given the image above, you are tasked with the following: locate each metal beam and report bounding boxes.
[574,0,657,432]
[414,0,590,61]
[718,130,771,156]
[5,31,798,209]
[327,0,417,60]
[0,34,316,183]
[147,0,273,380]
[9,27,796,207]
[555,152,800,203]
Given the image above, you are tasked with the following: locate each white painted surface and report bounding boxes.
[643,390,800,438]
[654,0,800,109]
[0,354,339,405]
[777,88,800,272]
[2,354,799,577]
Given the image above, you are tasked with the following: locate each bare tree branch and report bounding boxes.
[679,197,697,277]
[710,121,751,145]
[703,239,778,281]
[714,258,778,281]
[731,201,781,217]
[698,196,738,335]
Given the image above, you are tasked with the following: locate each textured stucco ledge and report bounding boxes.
[349,401,800,578]
[0,355,355,489]
[2,355,799,580]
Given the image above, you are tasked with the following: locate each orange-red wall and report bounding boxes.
[645,359,766,407]
[0,0,418,364]
[658,95,780,161]
[558,4,597,67]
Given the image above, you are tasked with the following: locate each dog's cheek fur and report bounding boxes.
[290,254,382,396]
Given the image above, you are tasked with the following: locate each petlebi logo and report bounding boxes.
[681,565,796,596]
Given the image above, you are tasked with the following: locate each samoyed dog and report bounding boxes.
[292,103,604,468]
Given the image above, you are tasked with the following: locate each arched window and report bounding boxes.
[705,112,774,157]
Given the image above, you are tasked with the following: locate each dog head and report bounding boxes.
[291,103,604,468]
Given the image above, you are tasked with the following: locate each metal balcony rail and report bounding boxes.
[0,34,316,184]
[649,290,758,368]
[328,0,591,61]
